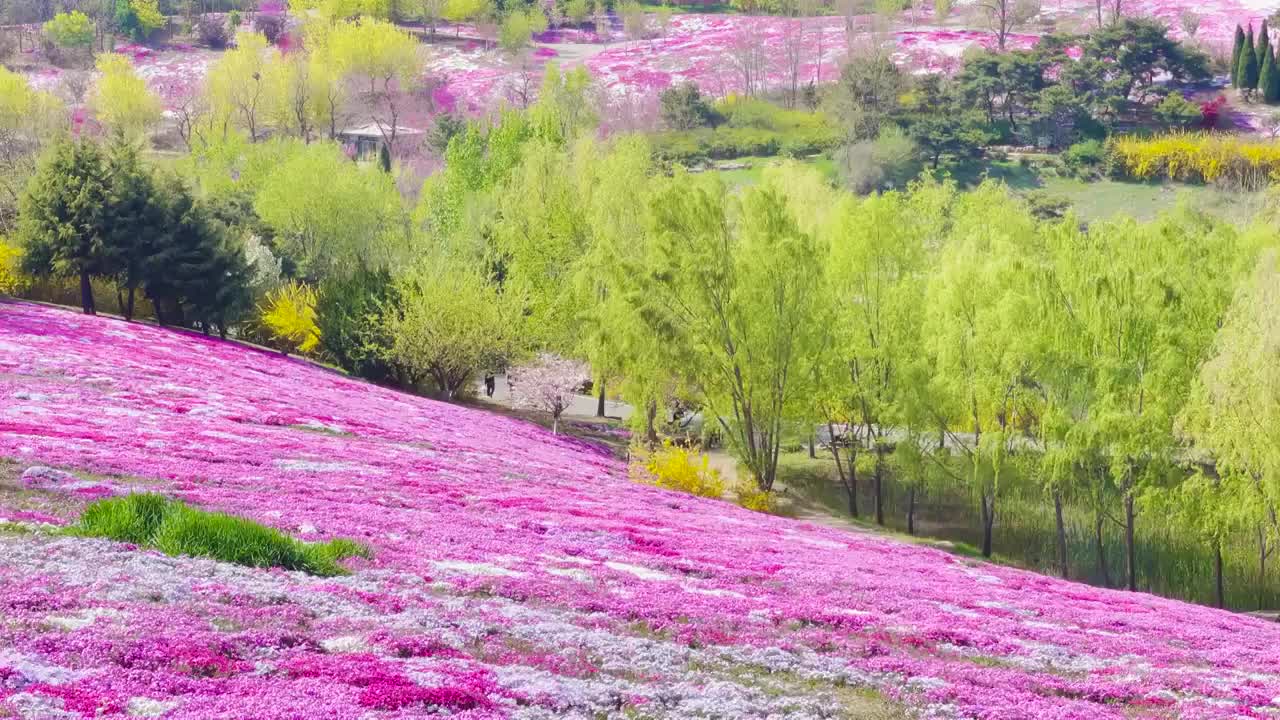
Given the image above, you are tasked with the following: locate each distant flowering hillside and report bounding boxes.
[2,300,1280,719]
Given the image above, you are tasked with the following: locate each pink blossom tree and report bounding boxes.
[508,353,589,434]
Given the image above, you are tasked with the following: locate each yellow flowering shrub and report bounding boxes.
[259,282,320,354]
[631,442,725,499]
[0,238,29,297]
[1110,133,1280,190]
[735,482,776,514]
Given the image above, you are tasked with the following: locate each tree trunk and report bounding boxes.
[125,287,136,321]
[828,421,857,517]
[874,451,885,526]
[1095,511,1110,588]
[808,432,815,459]
[1214,539,1225,609]
[1124,492,1137,592]
[980,492,995,558]
[1260,524,1269,610]
[79,268,95,315]
[1054,490,1068,579]
[645,400,659,448]
[596,381,606,417]
[907,485,916,535]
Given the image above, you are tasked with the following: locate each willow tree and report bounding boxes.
[924,182,1041,559]
[0,66,64,230]
[89,53,162,142]
[206,31,274,142]
[1031,217,1108,580]
[1180,248,1280,607]
[382,255,524,399]
[328,17,422,147]
[253,141,407,280]
[1050,208,1236,591]
[635,171,824,491]
[820,186,935,524]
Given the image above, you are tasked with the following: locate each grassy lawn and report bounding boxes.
[938,156,1268,223]
[710,154,839,186]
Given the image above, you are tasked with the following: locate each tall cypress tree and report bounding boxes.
[1260,21,1272,70]
[1241,25,1261,92]
[1233,25,1246,87]
[1265,48,1280,103]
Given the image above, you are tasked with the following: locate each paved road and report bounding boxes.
[473,373,635,421]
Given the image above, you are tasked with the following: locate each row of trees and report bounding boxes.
[811,17,1211,192]
[1231,22,1280,103]
[18,136,250,329]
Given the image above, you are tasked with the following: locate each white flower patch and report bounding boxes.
[682,584,748,599]
[0,651,83,686]
[12,391,49,402]
[127,697,179,717]
[276,459,377,473]
[298,419,347,434]
[432,560,526,577]
[541,554,596,566]
[200,430,248,442]
[6,692,79,719]
[954,566,1003,584]
[936,603,980,619]
[907,676,949,691]
[546,567,592,582]
[44,608,122,631]
[320,635,368,653]
[604,561,673,581]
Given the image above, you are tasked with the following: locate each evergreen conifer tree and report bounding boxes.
[143,178,250,332]
[17,138,112,314]
[1260,21,1272,70]
[1264,48,1280,103]
[1240,25,1261,92]
[1233,25,1246,87]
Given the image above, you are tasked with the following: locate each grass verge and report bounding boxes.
[69,493,368,576]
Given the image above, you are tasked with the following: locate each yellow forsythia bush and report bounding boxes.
[258,281,321,354]
[1110,132,1280,190]
[735,482,776,513]
[0,238,29,296]
[631,442,725,499]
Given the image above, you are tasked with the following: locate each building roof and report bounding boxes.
[338,123,425,138]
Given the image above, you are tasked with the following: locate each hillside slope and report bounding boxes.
[1,301,1279,719]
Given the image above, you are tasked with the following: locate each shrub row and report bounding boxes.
[651,126,840,164]
[1109,132,1280,190]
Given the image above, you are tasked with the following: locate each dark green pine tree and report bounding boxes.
[1241,25,1261,92]
[1233,25,1246,87]
[143,178,249,333]
[17,138,112,315]
[1260,21,1272,71]
[1264,48,1280,103]
[102,136,169,321]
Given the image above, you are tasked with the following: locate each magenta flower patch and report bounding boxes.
[2,301,1280,718]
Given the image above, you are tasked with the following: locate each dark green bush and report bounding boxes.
[72,494,368,576]
[1063,139,1107,179]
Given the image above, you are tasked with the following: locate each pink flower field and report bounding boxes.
[19,0,1269,124]
[4,301,1280,719]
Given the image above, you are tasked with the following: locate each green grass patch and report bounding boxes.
[709,154,838,187]
[70,493,368,576]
